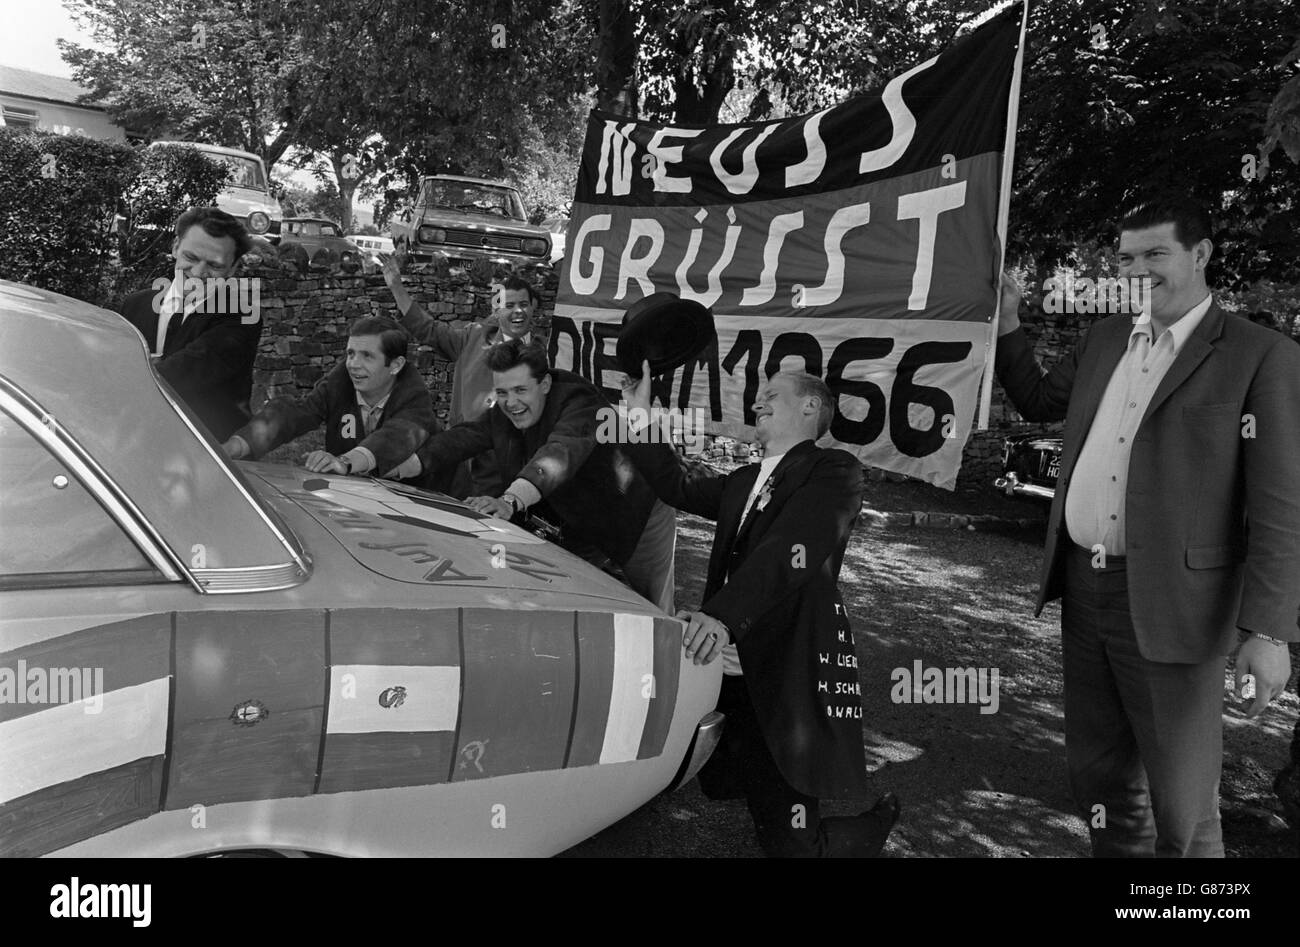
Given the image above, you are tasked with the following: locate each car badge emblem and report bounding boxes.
[230,699,269,726]
[378,686,407,709]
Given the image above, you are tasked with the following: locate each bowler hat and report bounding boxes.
[616,292,716,377]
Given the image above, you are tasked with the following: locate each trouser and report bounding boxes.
[698,676,885,858]
[1062,544,1226,857]
[615,499,677,615]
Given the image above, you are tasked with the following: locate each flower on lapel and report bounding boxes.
[755,474,778,513]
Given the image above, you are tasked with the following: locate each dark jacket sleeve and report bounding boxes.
[1238,334,1300,639]
[700,451,863,642]
[155,315,261,396]
[232,373,333,459]
[398,299,470,361]
[512,384,602,498]
[416,416,495,477]
[993,325,1079,423]
[624,441,728,521]
[357,370,437,474]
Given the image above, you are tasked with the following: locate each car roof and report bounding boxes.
[419,174,518,189]
[284,217,340,225]
[0,280,305,579]
[149,141,264,163]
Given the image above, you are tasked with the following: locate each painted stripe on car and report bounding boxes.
[599,614,656,764]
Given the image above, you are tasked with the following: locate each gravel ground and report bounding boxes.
[564,504,1299,858]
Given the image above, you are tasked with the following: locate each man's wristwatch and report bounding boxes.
[1253,632,1288,647]
[502,492,524,516]
[340,455,353,475]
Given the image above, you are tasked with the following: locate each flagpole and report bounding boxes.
[978,0,1029,430]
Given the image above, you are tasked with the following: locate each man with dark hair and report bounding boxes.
[382,256,544,497]
[621,365,898,857]
[410,339,677,613]
[119,207,260,440]
[995,194,1300,857]
[220,316,435,479]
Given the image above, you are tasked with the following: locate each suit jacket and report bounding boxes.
[232,361,436,479]
[996,302,1300,662]
[628,438,869,800]
[415,369,657,564]
[119,285,261,441]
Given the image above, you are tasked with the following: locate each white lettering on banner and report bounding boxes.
[597,120,637,196]
[793,202,871,307]
[646,127,703,193]
[897,181,968,310]
[859,55,939,174]
[710,125,780,195]
[569,214,612,296]
[740,211,804,307]
[786,108,832,188]
[676,208,743,307]
[615,218,665,299]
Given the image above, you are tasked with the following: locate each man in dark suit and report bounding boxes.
[412,339,676,613]
[119,207,261,441]
[995,195,1300,857]
[622,364,898,857]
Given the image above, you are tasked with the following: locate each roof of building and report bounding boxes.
[0,65,106,110]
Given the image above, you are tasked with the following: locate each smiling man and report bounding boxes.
[621,364,898,858]
[220,316,435,480]
[119,207,259,440]
[383,257,544,497]
[995,195,1300,857]
[410,340,676,613]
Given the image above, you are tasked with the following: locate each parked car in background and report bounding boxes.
[347,234,394,274]
[541,217,569,265]
[994,430,1062,501]
[149,141,283,240]
[0,278,724,857]
[278,217,363,271]
[391,175,551,272]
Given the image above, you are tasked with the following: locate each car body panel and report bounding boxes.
[278,218,362,266]
[0,280,722,857]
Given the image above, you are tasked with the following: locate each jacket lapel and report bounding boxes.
[1137,301,1224,430]
[1060,318,1131,475]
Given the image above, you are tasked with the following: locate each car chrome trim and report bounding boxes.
[151,376,312,587]
[993,473,1055,500]
[0,379,187,585]
[666,710,725,793]
[191,562,307,594]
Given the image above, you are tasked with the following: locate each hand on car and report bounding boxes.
[303,450,348,474]
[466,495,513,519]
[677,609,730,666]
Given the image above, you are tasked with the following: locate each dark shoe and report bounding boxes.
[858,792,901,857]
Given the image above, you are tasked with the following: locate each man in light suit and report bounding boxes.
[622,365,898,857]
[119,207,260,441]
[995,195,1300,857]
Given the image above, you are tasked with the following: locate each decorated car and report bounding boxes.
[993,430,1062,501]
[0,280,722,857]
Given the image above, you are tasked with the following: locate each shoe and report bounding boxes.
[858,792,901,857]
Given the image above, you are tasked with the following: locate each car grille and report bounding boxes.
[444,229,524,252]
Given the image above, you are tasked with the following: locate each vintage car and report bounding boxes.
[149,141,284,239]
[0,279,723,857]
[346,234,395,274]
[277,217,364,272]
[390,175,551,271]
[993,430,1063,501]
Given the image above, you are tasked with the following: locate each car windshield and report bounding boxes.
[288,221,339,236]
[425,181,525,221]
[205,153,267,190]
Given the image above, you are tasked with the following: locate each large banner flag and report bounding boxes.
[551,6,1024,489]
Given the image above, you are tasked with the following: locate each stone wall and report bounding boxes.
[245,268,1087,488]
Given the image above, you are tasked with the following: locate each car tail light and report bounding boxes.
[523,238,548,256]
[247,211,271,234]
[418,226,447,244]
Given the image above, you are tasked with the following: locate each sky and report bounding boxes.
[0,0,99,76]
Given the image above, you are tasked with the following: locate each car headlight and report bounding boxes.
[247,211,270,234]
[418,226,447,244]
[523,238,549,256]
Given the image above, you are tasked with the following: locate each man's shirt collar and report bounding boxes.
[1130,293,1212,356]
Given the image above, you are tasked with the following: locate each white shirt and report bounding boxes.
[1064,294,1213,555]
[723,452,786,676]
